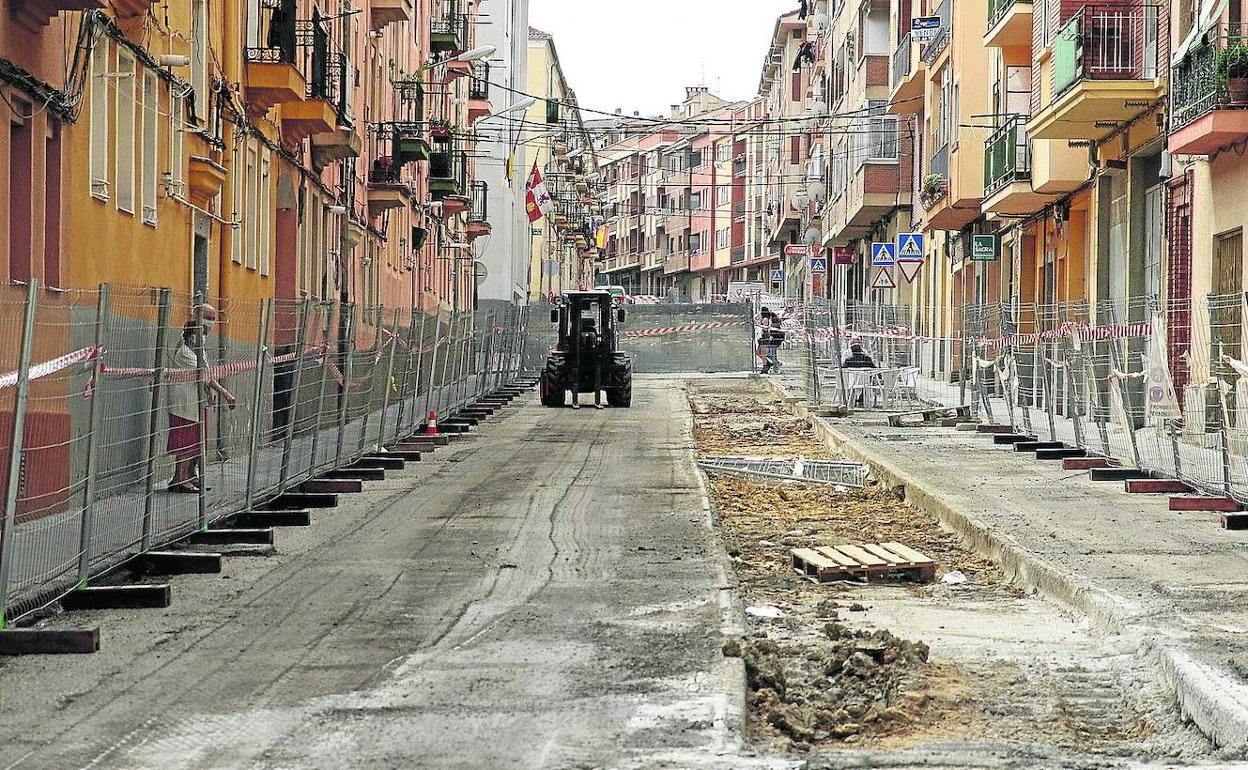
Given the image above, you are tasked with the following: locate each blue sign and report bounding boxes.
[810,257,827,275]
[896,232,924,260]
[770,268,783,283]
[871,242,896,266]
[911,16,941,41]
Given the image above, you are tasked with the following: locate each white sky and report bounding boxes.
[526,0,798,118]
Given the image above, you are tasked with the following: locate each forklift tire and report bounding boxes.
[607,380,632,408]
[539,375,565,407]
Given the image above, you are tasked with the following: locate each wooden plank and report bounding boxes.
[862,543,909,565]
[881,541,935,564]
[812,546,859,567]
[792,548,838,575]
[834,544,887,567]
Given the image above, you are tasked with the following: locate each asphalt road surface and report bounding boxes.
[0,381,765,770]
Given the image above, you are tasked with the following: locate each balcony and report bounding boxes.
[985,0,1033,49]
[244,0,307,114]
[429,147,468,202]
[467,181,492,240]
[430,11,468,53]
[10,0,103,30]
[1170,25,1248,156]
[920,0,952,65]
[369,0,412,32]
[921,145,949,210]
[663,252,691,274]
[1029,5,1166,141]
[982,115,1052,214]
[889,33,925,115]
[467,61,494,124]
[731,245,746,263]
[281,25,349,144]
[664,211,690,232]
[310,127,362,172]
[367,161,412,217]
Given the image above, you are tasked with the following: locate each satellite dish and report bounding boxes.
[473,261,488,287]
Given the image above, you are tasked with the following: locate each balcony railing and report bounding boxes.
[1171,23,1248,130]
[921,0,951,64]
[733,202,746,221]
[469,180,488,223]
[1053,5,1161,96]
[299,16,351,123]
[731,245,746,263]
[988,0,1028,31]
[429,147,468,197]
[245,0,298,65]
[922,144,950,208]
[983,114,1031,197]
[892,32,913,88]
[469,60,490,100]
[430,8,468,53]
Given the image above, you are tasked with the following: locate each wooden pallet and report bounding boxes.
[791,542,937,583]
[887,405,971,428]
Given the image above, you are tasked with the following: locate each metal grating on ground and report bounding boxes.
[792,542,936,583]
[697,456,870,488]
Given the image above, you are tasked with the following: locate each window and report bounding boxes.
[298,188,308,294]
[716,228,730,250]
[716,184,731,206]
[89,40,110,199]
[260,148,271,276]
[231,138,244,264]
[168,93,184,192]
[866,100,899,160]
[191,0,208,116]
[690,233,703,254]
[1143,184,1164,297]
[244,144,257,269]
[690,191,703,211]
[790,135,801,163]
[115,49,136,214]
[791,70,803,101]
[141,71,158,225]
[716,143,731,163]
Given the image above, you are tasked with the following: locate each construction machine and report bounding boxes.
[539,290,633,409]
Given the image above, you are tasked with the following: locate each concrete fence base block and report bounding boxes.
[351,456,405,471]
[267,492,337,510]
[0,627,100,655]
[1035,447,1087,460]
[369,450,421,462]
[132,551,222,575]
[321,468,385,481]
[301,479,364,494]
[992,434,1033,445]
[1125,479,1191,494]
[1221,513,1248,530]
[445,415,480,426]
[1170,496,1242,512]
[188,528,275,546]
[955,422,979,431]
[1089,467,1151,481]
[236,510,312,528]
[1064,457,1112,471]
[1014,441,1065,452]
[975,424,1017,434]
[61,584,172,610]
[402,434,451,446]
[437,422,473,433]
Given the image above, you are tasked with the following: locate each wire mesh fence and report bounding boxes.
[0,281,529,627]
[782,294,1248,506]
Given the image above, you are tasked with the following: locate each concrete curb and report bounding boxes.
[682,382,749,747]
[769,383,1248,754]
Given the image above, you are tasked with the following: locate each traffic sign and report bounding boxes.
[832,245,854,265]
[897,259,923,284]
[896,232,924,260]
[784,244,812,258]
[911,16,941,41]
[871,242,896,266]
[770,268,784,282]
[971,234,1000,262]
[810,257,827,274]
[870,266,897,290]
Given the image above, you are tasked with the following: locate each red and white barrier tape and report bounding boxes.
[623,320,749,338]
[0,345,101,391]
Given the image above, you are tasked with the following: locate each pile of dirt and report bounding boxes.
[726,618,937,748]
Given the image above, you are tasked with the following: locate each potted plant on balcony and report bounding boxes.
[430,119,454,141]
[921,173,947,202]
[1218,42,1248,104]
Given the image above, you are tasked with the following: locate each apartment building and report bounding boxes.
[525,27,600,302]
[1,0,503,323]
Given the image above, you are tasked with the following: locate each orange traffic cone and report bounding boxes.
[425,410,439,436]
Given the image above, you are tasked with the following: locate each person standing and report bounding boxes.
[167,304,236,493]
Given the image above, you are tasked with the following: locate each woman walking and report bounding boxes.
[167,304,236,493]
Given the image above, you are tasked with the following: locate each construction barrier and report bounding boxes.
[0,282,529,627]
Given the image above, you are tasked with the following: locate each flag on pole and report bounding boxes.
[525,163,553,223]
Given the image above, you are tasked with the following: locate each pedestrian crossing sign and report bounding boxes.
[770,268,783,282]
[810,257,827,274]
[871,242,896,266]
[896,232,924,260]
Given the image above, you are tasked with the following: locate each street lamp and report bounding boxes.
[484,96,536,120]
[419,45,497,72]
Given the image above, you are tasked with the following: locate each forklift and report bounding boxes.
[539,290,633,409]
